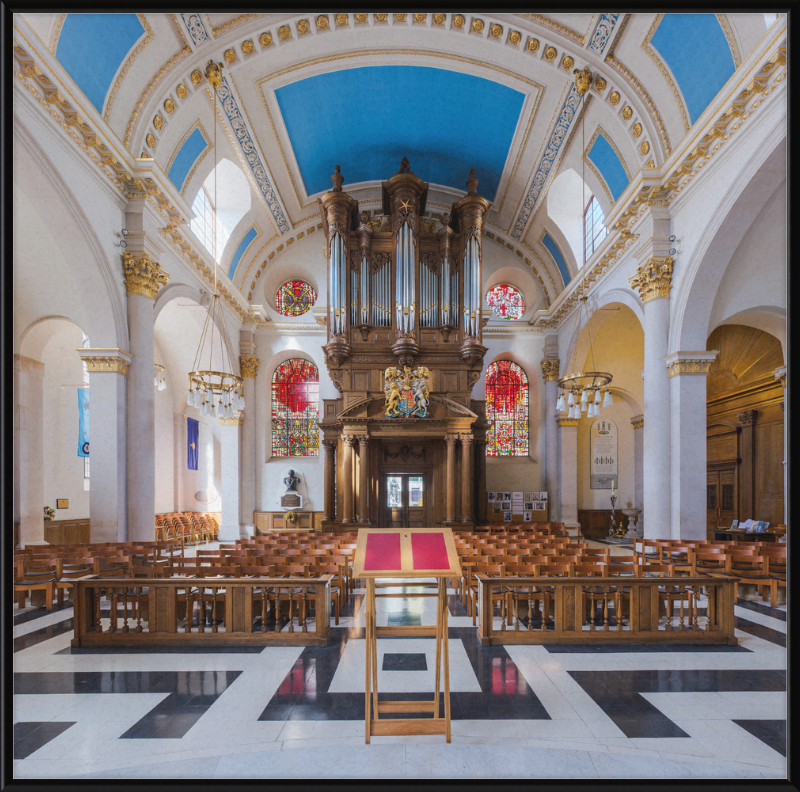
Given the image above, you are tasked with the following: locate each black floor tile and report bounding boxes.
[733,719,786,756]
[14,617,77,652]
[545,644,751,653]
[387,611,422,627]
[734,617,786,647]
[382,652,428,671]
[736,599,786,621]
[14,721,76,759]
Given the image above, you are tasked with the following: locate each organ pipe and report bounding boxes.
[329,231,347,335]
[360,253,369,324]
[440,253,450,326]
[395,221,415,334]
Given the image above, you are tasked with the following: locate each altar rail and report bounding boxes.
[476,575,738,646]
[72,576,332,648]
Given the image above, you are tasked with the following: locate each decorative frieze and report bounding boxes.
[77,348,133,376]
[122,252,170,300]
[220,416,244,426]
[665,350,718,378]
[556,415,579,428]
[239,355,260,379]
[629,256,674,302]
[540,357,560,381]
[630,414,644,429]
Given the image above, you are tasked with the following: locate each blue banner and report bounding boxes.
[78,389,89,457]
[187,417,199,470]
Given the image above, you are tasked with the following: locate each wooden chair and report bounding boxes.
[503,562,547,631]
[15,560,58,610]
[55,557,96,604]
[272,564,309,633]
[638,562,697,630]
[186,565,240,632]
[309,564,342,625]
[469,563,506,628]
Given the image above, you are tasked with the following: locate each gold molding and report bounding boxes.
[220,416,245,426]
[522,14,586,45]
[556,415,580,427]
[538,228,571,285]
[256,48,544,213]
[540,358,560,381]
[716,13,742,68]
[631,415,643,428]
[586,124,633,182]
[667,359,715,377]
[103,14,154,122]
[605,54,671,157]
[240,355,260,379]
[83,356,130,375]
[583,157,614,207]
[122,252,170,300]
[629,256,674,302]
[47,14,67,53]
[211,14,260,38]
[642,14,690,134]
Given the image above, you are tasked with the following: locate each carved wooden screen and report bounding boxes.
[485,360,529,456]
[271,358,320,457]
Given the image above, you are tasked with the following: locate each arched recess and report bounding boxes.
[13,120,128,352]
[546,168,589,267]
[669,125,786,354]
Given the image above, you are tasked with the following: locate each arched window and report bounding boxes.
[275,280,317,317]
[485,361,529,456]
[271,358,320,457]
[485,284,525,320]
[584,196,607,261]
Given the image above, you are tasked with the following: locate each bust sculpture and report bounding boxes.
[283,469,300,491]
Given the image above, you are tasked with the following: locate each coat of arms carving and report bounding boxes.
[384,365,430,418]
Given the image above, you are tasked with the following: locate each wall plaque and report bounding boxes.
[280,493,302,509]
[590,417,617,489]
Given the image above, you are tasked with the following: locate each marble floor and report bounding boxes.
[12,545,787,780]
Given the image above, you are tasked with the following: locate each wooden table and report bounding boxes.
[714,528,783,543]
[352,528,461,744]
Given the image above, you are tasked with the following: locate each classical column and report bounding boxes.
[556,414,579,530]
[774,366,786,525]
[357,434,371,523]
[737,409,758,520]
[460,433,474,524]
[14,355,46,546]
[78,350,132,542]
[540,352,560,504]
[444,434,459,524]
[239,350,259,530]
[629,254,673,539]
[475,434,487,523]
[173,413,184,511]
[219,415,243,541]
[323,439,337,522]
[631,414,644,537]
[122,251,169,542]
[341,434,357,524]
[667,352,718,540]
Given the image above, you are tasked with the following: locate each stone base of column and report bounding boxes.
[217,523,242,542]
[444,519,461,528]
[562,523,581,537]
[242,523,255,538]
[358,518,373,525]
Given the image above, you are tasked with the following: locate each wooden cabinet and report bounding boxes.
[44,519,90,544]
[253,512,324,533]
[577,510,629,540]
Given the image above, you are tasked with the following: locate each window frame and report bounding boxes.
[270,358,320,458]
[583,195,607,261]
[485,360,530,457]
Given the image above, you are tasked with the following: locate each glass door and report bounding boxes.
[382,474,427,528]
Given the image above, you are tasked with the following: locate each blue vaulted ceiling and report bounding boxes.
[56,14,145,114]
[274,66,525,201]
[651,14,736,124]
[588,133,630,203]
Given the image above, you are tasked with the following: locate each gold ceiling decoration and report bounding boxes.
[472,19,484,33]
[490,23,502,38]
[190,69,203,85]
[375,14,388,23]
[640,141,650,155]
[316,15,329,28]
[594,77,606,91]
[224,48,236,62]
[336,14,347,26]
[509,30,521,44]
[609,90,620,105]
[622,105,633,120]
[562,55,574,69]
[544,46,557,60]
[395,13,407,22]
[632,122,642,137]
[146,132,156,148]
[164,98,175,113]
[527,38,540,52]
[433,13,445,25]
[452,14,464,28]
[242,39,254,54]
[153,114,163,130]
[260,32,272,47]
[279,25,291,40]
[297,19,310,34]
[176,83,187,99]
[414,14,426,23]
[356,14,368,23]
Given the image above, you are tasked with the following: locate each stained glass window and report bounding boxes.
[584,196,607,261]
[271,358,319,457]
[275,280,317,317]
[485,284,524,320]
[485,360,529,456]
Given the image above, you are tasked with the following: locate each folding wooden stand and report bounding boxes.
[353,528,461,744]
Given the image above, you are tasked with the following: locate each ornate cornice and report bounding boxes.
[629,256,674,303]
[630,414,644,429]
[540,358,560,381]
[737,410,758,426]
[556,415,579,427]
[220,416,244,426]
[665,350,718,378]
[76,348,133,376]
[122,252,170,300]
[239,355,260,379]
[774,366,786,389]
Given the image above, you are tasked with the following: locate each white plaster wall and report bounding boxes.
[40,325,90,520]
[154,379,175,513]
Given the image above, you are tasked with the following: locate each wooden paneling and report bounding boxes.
[44,519,90,545]
[577,510,629,539]
[756,421,784,525]
[253,512,324,533]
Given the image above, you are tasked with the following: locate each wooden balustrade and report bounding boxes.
[476,574,738,646]
[72,576,332,647]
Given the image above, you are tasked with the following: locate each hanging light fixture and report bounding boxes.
[186,60,244,420]
[556,66,614,419]
[154,344,167,391]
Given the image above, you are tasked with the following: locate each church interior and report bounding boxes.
[10,11,788,781]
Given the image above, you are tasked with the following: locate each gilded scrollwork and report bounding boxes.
[629,256,674,302]
[122,252,170,300]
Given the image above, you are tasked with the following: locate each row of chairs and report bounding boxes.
[155,513,218,544]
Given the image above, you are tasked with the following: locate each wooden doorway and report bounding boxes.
[380,473,429,528]
[707,468,737,531]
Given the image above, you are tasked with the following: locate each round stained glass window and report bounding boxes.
[485,284,524,320]
[275,280,317,317]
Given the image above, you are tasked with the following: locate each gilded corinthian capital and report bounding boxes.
[122,252,170,300]
[540,358,560,381]
[628,256,674,303]
[239,355,260,379]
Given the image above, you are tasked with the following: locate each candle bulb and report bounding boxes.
[612,481,615,496]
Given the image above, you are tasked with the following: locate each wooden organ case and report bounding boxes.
[319,159,491,531]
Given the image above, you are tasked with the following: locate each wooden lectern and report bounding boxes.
[352,527,461,743]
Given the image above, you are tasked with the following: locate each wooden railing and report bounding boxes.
[476,575,738,646]
[72,576,332,647]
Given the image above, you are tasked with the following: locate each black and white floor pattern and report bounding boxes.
[12,574,786,779]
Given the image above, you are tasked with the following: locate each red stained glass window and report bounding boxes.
[271,358,319,457]
[275,280,317,317]
[485,284,524,320]
[485,360,529,456]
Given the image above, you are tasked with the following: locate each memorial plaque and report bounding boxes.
[590,417,618,489]
[280,492,302,509]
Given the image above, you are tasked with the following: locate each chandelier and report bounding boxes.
[186,60,244,420]
[556,66,613,420]
[154,344,167,391]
